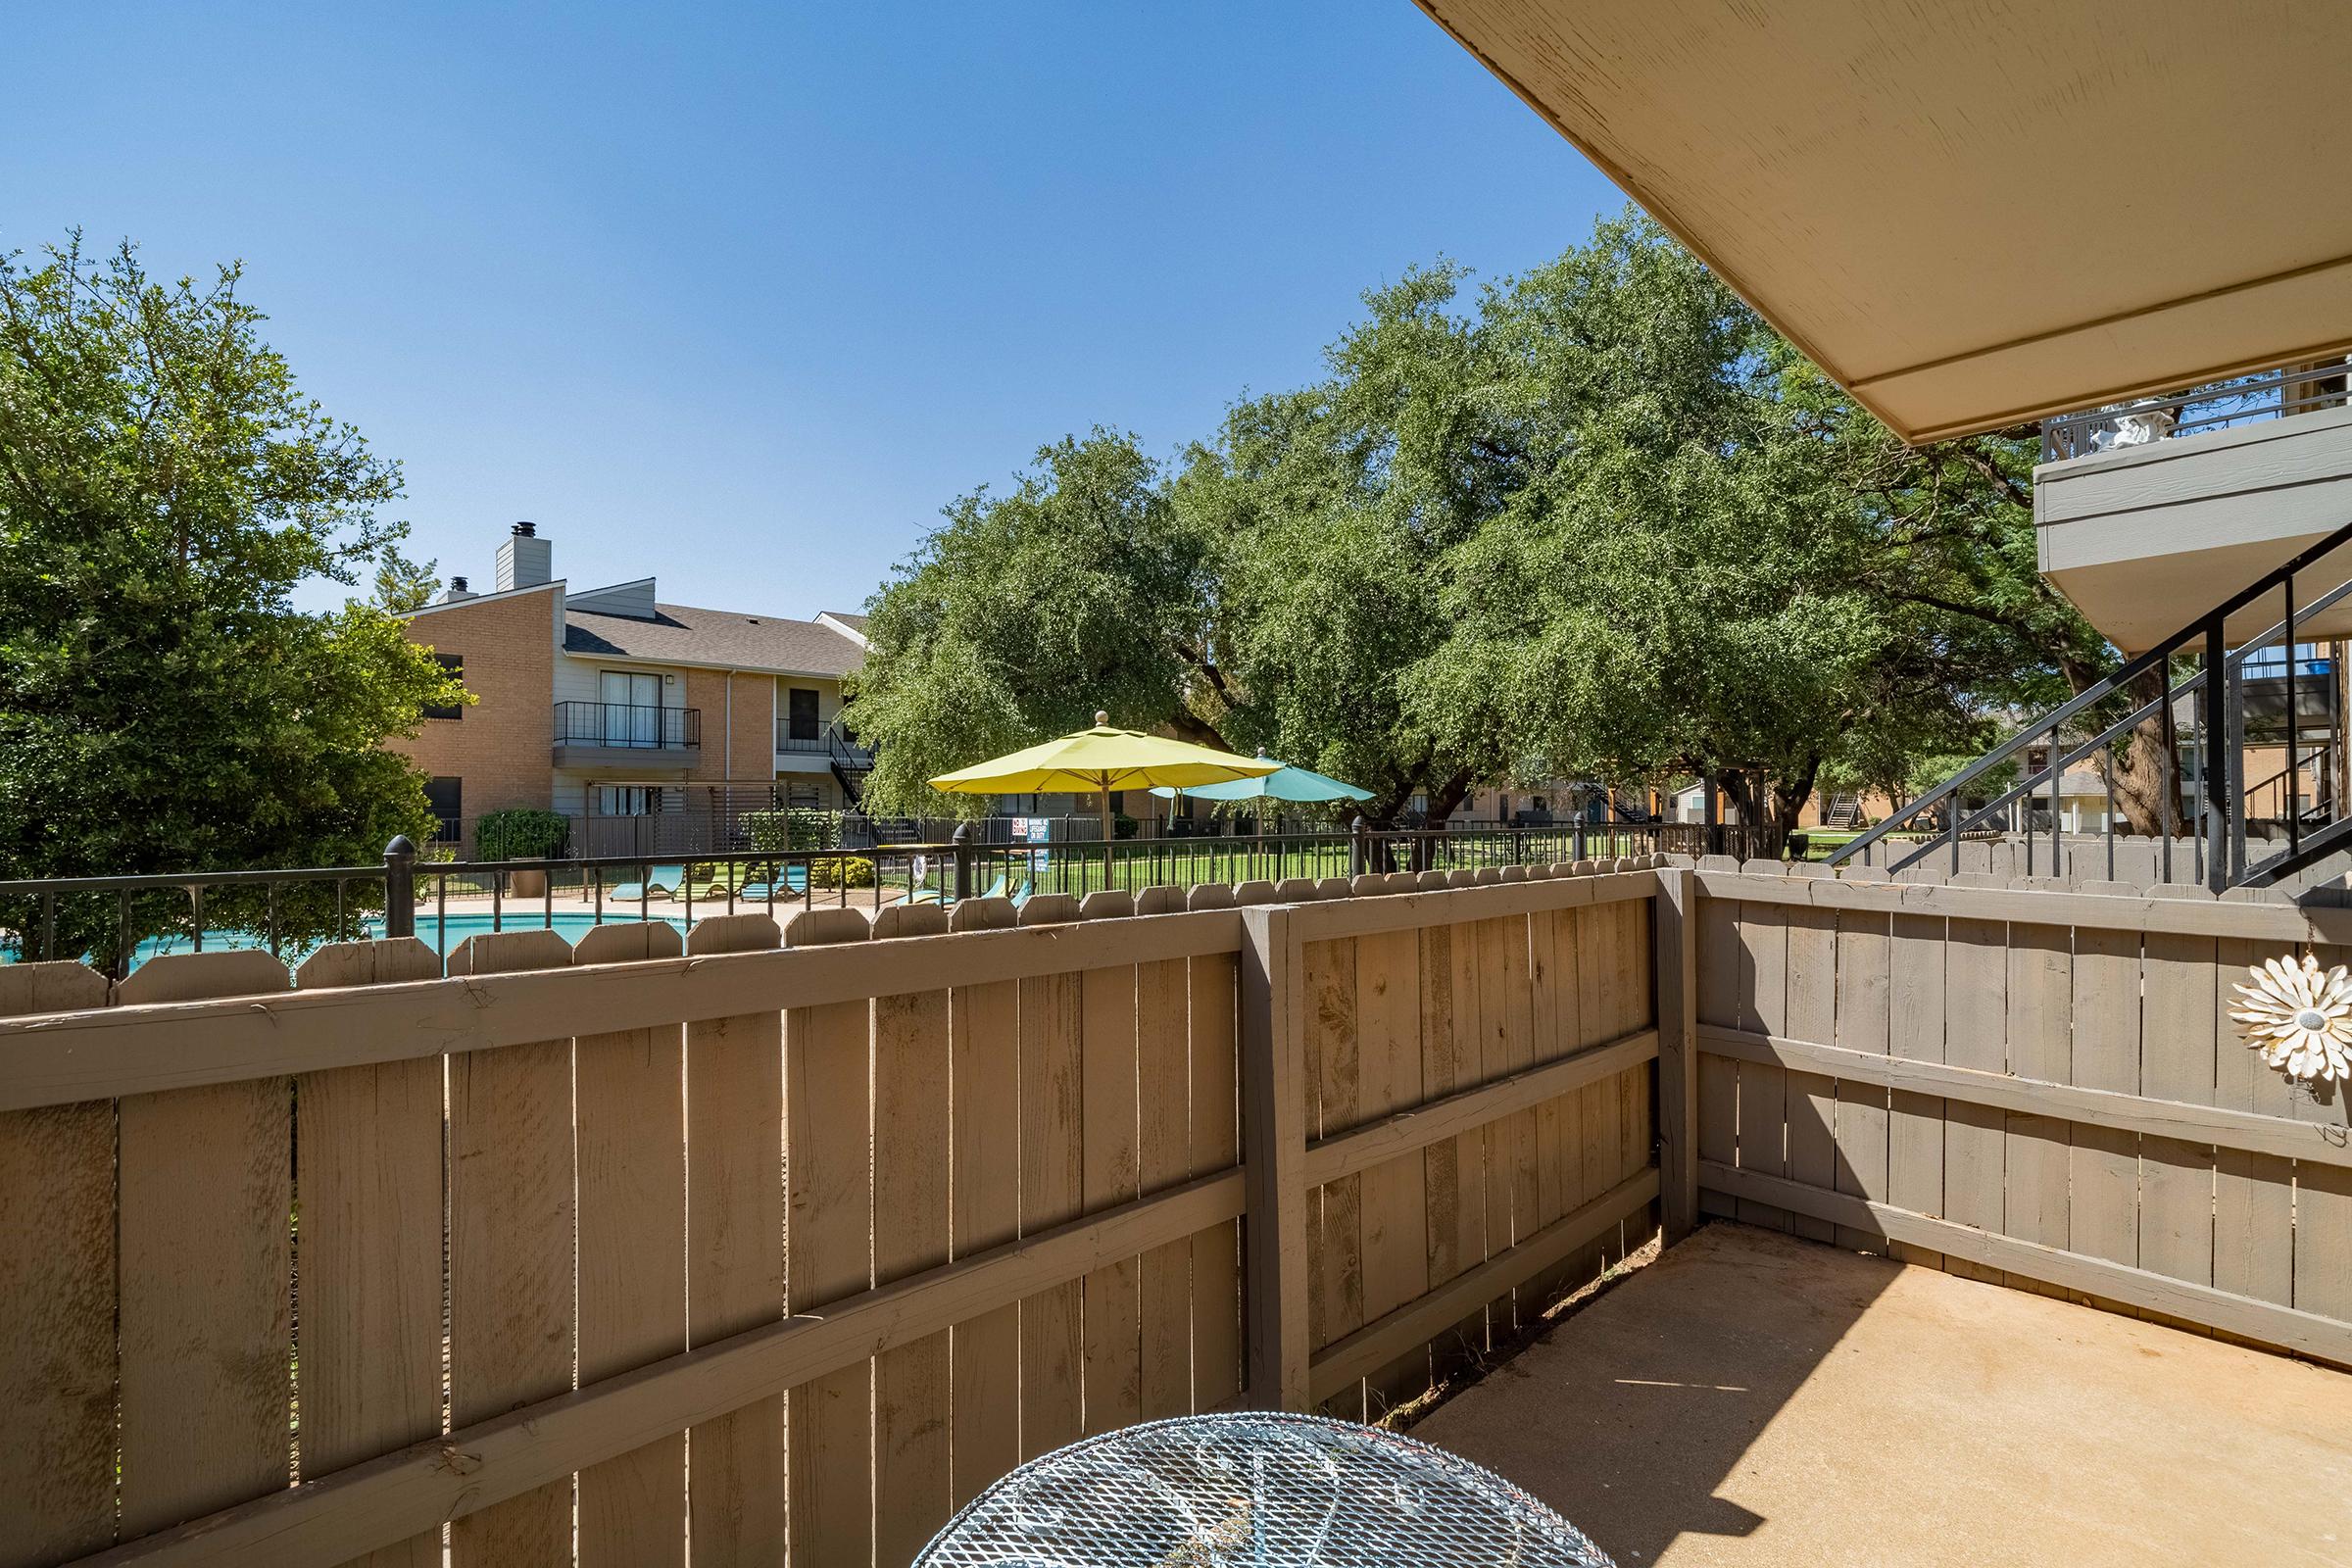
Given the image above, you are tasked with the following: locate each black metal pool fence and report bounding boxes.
[0,819,1774,973]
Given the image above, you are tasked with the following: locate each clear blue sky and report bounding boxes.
[4,4,1622,617]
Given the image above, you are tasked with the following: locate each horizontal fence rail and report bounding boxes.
[0,859,1671,1568]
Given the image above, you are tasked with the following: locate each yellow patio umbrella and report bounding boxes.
[931,710,1281,877]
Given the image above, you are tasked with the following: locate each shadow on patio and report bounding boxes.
[1412,1222,2352,1566]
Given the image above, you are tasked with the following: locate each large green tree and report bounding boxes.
[847,429,1216,815]
[1415,214,2115,837]
[0,236,466,963]
[852,209,2116,840]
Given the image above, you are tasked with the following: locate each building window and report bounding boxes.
[594,785,670,816]
[423,777,463,842]
[422,654,464,719]
[787,687,820,742]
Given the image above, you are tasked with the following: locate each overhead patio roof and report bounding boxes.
[1416,1,2352,443]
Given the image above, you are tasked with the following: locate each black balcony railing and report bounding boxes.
[776,718,872,762]
[554,702,700,750]
[2041,359,2351,464]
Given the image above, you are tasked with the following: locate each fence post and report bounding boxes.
[1651,863,1699,1244]
[952,820,974,903]
[382,836,416,939]
[1237,904,1310,1410]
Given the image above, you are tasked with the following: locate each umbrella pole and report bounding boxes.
[1100,782,1114,894]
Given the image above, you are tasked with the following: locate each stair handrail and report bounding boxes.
[2242,755,2333,820]
[1827,514,2352,872]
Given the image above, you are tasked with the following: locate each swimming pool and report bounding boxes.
[400,908,691,956]
[5,907,699,973]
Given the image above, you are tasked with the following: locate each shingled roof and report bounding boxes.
[563,602,864,677]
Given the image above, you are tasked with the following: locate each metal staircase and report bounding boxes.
[825,722,873,810]
[1829,516,2352,891]
[1821,793,1864,829]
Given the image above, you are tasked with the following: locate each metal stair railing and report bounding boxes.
[1827,514,2352,891]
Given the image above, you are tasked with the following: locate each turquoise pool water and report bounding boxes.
[6,908,696,972]
[404,909,691,955]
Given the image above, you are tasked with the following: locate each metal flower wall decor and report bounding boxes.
[2230,954,2352,1085]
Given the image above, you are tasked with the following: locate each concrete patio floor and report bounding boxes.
[1412,1222,2352,1567]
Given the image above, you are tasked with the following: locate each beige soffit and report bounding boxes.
[1415,0,2352,443]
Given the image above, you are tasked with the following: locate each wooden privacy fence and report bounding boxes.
[1680,857,2352,1366]
[0,861,1669,1568]
[1834,830,2352,895]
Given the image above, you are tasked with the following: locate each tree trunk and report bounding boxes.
[1716,769,1759,838]
[1770,756,1822,841]
[2100,667,2184,838]
[1391,770,1474,872]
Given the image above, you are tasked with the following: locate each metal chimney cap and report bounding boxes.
[450,575,468,592]
[512,520,536,537]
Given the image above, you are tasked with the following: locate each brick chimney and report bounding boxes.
[495,521,552,591]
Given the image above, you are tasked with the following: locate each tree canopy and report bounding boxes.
[0,235,466,962]
[851,209,2116,834]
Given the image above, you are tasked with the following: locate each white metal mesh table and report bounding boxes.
[913,1411,1616,1566]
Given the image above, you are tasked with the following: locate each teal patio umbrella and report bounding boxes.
[1149,760,1372,807]
[1151,750,1373,828]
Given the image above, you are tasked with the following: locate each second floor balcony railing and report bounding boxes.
[2040,358,2351,464]
[776,718,872,761]
[554,701,700,750]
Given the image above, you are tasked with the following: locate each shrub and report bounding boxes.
[808,856,875,889]
[743,808,842,854]
[474,808,568,862]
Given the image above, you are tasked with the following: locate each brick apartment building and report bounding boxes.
[393,522,871,858]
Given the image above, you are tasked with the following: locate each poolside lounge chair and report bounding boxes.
[738,864,810,903]
[682,866,746,902]
[606,864,684,903]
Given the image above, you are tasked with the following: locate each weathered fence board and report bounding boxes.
[568,922,689,1568]
[1354,925,1428,1413]
[1184,884,1244,1412]
[785,906,874,1566]
[947,897,1022,1506]
[1135,891,1194,1421]
[679,913,786,1564]
[116,953,294,1541]
[292,940,448,1568]
[871,902,955,1562]
[1014,893,1086,1459]
[0,962,115,1568]
[1077,891,1144,1437]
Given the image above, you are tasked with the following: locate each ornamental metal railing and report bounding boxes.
[0,819,1778,976]
[553,701,700,750]
[1828,514,2352,891]
[2040,359,2351,465]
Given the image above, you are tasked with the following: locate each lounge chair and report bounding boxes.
[738,864,810,903]
[605,863,684,903]
[682,866,745,902]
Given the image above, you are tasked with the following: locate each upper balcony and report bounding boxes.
[2035,360,2352,651]
[552,700,701,768]
[775,717,872,773]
